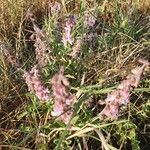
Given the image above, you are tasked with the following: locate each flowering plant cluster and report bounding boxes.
[99,59,149,119]
[1,0,150,149]
[1,2,149,126]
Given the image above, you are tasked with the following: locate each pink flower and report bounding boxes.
[23,66,50,101]
[51,101,64,116]
[51,66,74,124]
[118,89,130,105]
[105,90,119,103]
[69,38,82,58]
[99,59,149,119]
[62,16,76,46]
[84,11,96,28]
[31,23,52,67]
[59,110,73,124]
[27,11,52,67]
[100,103,119,119]
[62,25,73,46]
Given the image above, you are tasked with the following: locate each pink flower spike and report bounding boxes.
[23,67,50,101]
[51,67,74,124]
[99,59,149,120]
[62,16,76,47]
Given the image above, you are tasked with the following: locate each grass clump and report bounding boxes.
[0,0,150,149]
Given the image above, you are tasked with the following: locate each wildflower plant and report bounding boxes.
[0,0,150,150]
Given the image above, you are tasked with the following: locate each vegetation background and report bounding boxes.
[0,0,150,149]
